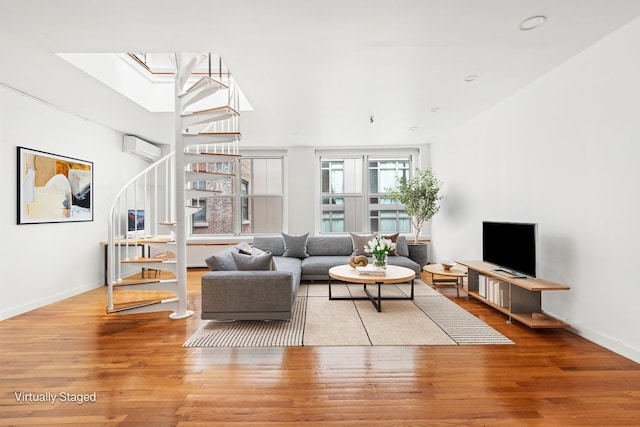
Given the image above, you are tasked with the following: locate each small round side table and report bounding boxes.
[423,263,468,297]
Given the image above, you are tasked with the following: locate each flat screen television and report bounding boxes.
[482,221,537,278]
[127,209,145,232]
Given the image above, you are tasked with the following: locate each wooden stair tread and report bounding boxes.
[197,152,241,157]
[121,257,172,263]
[178,76,227,97]
[181,106,239,120]
[113,279,162,286]
[188,106,239,116]
[187,188,221,193]
[107,299,163,314]
[183,132,242,145]
[178,77,229,110]
[183,152,241,164]
[185,170,235,177]
[197,131,242,136]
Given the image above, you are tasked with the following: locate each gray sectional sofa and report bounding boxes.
[201,234,423,321]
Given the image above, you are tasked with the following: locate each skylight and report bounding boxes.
[57,52,253,113]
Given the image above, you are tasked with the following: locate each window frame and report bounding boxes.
[187,154,285,237]
[318,150,417,235]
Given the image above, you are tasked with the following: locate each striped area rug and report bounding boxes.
[184,298,306,347]
[413,296,514,345]
[183,282,513,347]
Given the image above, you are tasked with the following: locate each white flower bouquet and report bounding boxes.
[364,235,396,268]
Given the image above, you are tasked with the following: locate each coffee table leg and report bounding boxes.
[329,277,333,299]
[362,283,382,312]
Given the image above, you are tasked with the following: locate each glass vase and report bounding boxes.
[372,253,387,269]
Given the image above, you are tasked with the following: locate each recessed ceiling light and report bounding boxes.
[430,107,440,113]
[520,15,547,31]
[408,126,419,131]
[464,75,478,82]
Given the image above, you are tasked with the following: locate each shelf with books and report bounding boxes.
[457,260,570,329]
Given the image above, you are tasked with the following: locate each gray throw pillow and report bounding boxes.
[249,245,278,270]
[395,235,410,257]
[205,249,238,271]
[282,232,309,258]
[350,232,375,256]
[231,251,273,271]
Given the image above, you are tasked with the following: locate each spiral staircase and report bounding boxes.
[106,53,241,319]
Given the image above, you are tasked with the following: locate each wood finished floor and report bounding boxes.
[1,269,639,426]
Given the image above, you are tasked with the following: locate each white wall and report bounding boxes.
[286,147,318,234]
[0,85,150,319]
[431,17,640,363]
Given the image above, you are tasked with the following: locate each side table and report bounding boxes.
[423,263,468,297]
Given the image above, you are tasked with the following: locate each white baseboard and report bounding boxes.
[536,308,640,364]
[569,324,640,364]
[0,281,102,321]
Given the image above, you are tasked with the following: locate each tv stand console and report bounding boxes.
[457,260,570,329]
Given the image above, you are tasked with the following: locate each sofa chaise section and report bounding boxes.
[201,245,300,321]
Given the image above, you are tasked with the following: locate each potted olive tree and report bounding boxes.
[386,167,443,267]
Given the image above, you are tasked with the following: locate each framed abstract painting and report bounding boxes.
[17,147,94,224]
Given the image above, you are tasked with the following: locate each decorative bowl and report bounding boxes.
[441,262,455,270]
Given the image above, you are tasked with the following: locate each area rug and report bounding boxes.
[183,281,513,347]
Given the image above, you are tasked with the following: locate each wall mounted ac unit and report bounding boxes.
[122,135,162,162]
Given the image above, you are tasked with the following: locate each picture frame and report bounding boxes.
[17,146,94,224]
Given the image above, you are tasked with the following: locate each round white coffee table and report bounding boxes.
[328,264,416,312]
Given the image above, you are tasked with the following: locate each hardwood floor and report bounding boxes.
[1,269,639,426]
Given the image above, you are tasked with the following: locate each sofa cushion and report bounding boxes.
[282,232,310,258]
[247,245,278,270]
[306,236,353,256]
[350,232,375,256]
[253,235,286,256]
[301,255,353,276]
[386,253,421,275]
[205,248,238,271]
[273,256,302,288]
[395,235,410,257]
[231,251,274,271]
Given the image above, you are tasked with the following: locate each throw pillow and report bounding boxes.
[350,232,375,256]
[381,232,399,256]
[231,250,274,271]
[282,232,309,258]
[249,245,278,271]
[395,235,410,257]
[205,249,238,271]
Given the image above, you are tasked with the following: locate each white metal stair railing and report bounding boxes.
[106,51,241,319]
[106,152,182,316]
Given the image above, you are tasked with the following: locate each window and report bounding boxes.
[368,159,411,233]
[320,154,413,234]
[321,158,363,232]
[190,156,284,236]
[240,180,249,222]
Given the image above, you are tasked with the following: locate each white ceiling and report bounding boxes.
[2,0,640,149]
